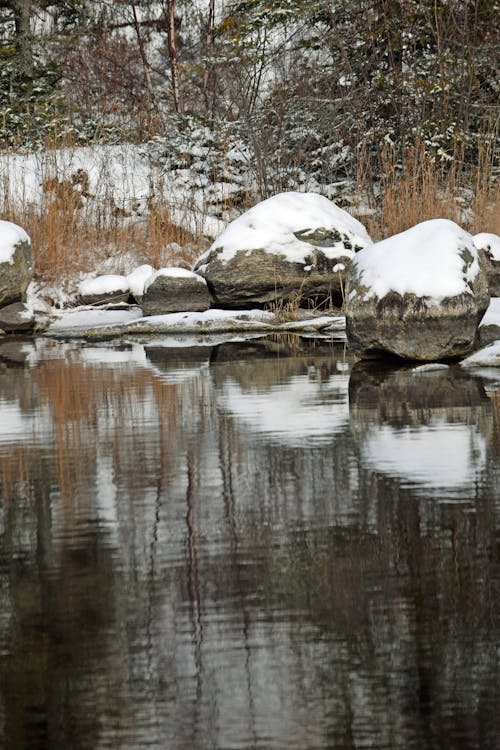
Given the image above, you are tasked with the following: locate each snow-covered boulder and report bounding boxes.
[78,274,130,306]
[193,192,372,308]
[345,219,490,362]
[0,220,33,308]
[141,267,212,315]
[473,232,500,296]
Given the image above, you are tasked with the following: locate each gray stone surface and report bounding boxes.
[194,245,354,309]
[0,239,33,308]
[141,271,212,315]
[0,301,35,332]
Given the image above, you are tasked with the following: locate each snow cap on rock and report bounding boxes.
[144,266,206,294]
[473,232,500,262]
[196,191,372,268]
[349,218,481,303]
[78,274,130,297]
[0,220,31,264]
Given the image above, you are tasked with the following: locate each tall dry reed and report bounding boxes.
[357,138,499,240]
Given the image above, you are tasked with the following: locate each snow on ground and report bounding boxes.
[0,144,226,239]
[474,232,500,261]
[0,220,31,263]
[46,306,144,334]
[195,191,372,270]
[460,340,500,367]
[43,307,345,339]
[479,297,500,327]
[349,219,480,303]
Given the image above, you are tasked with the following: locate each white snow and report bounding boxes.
[479,297,500,327]
[127,265,154,297]
[144,266,206,292]
[460,340,500,367]
[350,219,480,303]
[46,307,143,333]
[196,191,372,269]
[78,274,130,297]
[473,232,500,262]
[44,307,344,338]
[0,220,30,264]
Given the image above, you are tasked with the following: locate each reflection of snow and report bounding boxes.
[217,373,349,445]
[0,400,52,445]
[361,421,486,498]
[79,344,148,366]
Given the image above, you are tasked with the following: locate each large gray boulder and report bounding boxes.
[141,267,212,315]
[0,220,33,308]
[193,192,372,308]
[473,232,500,296]
[346,219,490,362]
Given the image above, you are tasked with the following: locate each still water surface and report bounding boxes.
[0,334,499,750]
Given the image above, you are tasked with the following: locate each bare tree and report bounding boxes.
[202,0,216,115]
[163,0,181,112]
[0,0,33,78]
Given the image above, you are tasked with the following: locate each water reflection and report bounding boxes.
[349,364,490,500]
[0,336,499,749]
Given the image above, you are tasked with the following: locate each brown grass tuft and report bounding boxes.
[357,139,500,241]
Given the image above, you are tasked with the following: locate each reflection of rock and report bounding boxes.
[349,363,489,498]
[145,344,212,383]
[0,339,33,365]
[212,339,353,444]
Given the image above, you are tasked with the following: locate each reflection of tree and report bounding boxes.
[1,341,500,748]
[1,519,119,749]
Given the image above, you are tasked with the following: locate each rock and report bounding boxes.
[141,267,212,315]
[0,220,33,308]
[78,274,130,306]
[0,301,35,332]
[473,232,500,296]
[193,192,372,308]
[345,219,490,362]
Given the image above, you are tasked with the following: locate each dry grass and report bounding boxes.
[0,159,204,290]
[0,137,498,295]
[358,140,500,241]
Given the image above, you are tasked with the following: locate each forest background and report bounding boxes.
[0,0,499,288]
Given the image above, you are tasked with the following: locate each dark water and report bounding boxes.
[0,333,499,750]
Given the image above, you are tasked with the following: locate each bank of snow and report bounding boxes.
[461,341,500,367]
[44,307,346,340]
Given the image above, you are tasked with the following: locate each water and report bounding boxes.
[0,334,499,750]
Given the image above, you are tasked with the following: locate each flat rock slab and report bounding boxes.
[0,301,35,332]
